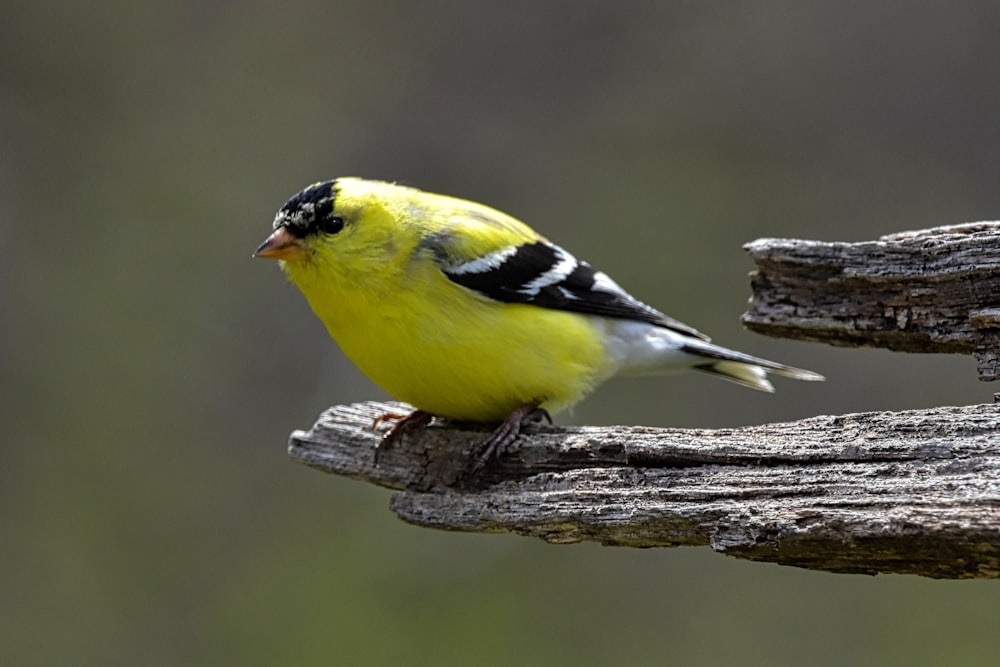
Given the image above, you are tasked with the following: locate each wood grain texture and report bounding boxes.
[288,401,1000,579]
[742,222,1000,380]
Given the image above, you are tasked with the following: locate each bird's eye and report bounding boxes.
[318,216,345,235]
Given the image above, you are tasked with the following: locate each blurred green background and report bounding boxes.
[4,2,999,665]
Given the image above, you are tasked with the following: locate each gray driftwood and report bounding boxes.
[290,400,1000,579]
[742,221,1000,380]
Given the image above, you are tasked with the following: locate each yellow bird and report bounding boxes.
[255,178,823,469]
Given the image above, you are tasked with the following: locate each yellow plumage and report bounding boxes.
[255,177,822,465]
[260,178,610,421]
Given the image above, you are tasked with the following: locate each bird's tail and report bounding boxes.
[680,337,825,392]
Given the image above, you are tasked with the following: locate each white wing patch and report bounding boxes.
[518,245,578,296]
[591,270,628,295]
[558,286,578,300]
[447,245,520,275]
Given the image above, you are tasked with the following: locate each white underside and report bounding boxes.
[596,318,823,392]
[600,319,713,376]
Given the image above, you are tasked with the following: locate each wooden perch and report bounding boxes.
[742,221,1000,380]
[290,400,1000,580]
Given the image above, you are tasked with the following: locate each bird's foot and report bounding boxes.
[470,402,550,473]
[371,409,434,466]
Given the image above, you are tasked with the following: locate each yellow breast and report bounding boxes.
[287,257,610,421]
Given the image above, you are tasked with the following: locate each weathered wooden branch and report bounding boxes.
[290,400,1000,579]
[742,221,1000,380]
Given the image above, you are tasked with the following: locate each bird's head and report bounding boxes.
[254,180,345,263]
[255,178,413,283]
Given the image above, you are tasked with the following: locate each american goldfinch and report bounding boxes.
[255,178,823,469]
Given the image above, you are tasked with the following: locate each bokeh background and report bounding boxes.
[4,2,1000,665]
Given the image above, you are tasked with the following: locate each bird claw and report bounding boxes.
[371,410,433,466]
[470,402,545,473]
[370,403,548,472]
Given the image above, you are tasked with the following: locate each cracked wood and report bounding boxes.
[742,221,1000,380]
[288,401,1000,579]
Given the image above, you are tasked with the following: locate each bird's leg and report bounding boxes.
[470,402,549,472]
[371,409,434,466]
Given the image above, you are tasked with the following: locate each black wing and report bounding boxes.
[441,240,709,340]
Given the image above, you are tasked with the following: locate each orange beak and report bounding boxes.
[254,227,307,261]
